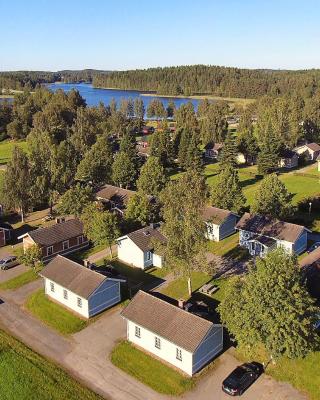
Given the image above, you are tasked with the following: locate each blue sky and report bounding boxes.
[1,0,320,71]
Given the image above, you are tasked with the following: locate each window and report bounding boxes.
[47,246,53,256]
[50,282,55,292]
[63,240,69,250]
[155,337,161,349]
[135,326,141,338]
[63,289,68,300]
[77,235,83,245]
[176,348,182,361]
[146,251,152,261]
[77,297,82,308]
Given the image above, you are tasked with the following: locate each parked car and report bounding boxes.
[307,242,320,253]
[0,256,19,270]
[222,362,263,396]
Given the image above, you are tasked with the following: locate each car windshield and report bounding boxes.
[0,259,7,265]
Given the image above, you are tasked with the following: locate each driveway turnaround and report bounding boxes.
[0,285,308,400]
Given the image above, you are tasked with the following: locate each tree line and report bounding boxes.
[92,64,320,98]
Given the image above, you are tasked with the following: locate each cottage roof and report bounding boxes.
[96,185,136,206]
[121,291,214,352]
[306,143,320,152]
[202,206,237,225]
[28,219,84,247]
[40,255,107,299]
[299,247,320,268]
[236,213,307,243]
[204,142,223,151]
[125,225,167,252]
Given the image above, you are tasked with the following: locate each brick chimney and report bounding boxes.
[178,299,185,309]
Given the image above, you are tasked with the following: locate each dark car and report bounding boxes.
[222,362,263,396]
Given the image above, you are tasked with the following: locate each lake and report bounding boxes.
[47,82,199,111]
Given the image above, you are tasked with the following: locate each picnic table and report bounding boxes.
[200,283,219,295]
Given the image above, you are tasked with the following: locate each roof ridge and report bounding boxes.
[55,255,108,280]
[138,291,213,326]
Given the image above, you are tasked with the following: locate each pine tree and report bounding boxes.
[210,165,246,213]
[219,248,320,359]
[251,173,294,219]
[218,131,238,168]
[257,121,281,175]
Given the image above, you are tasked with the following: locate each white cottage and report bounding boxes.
[40,255,124,318]
[294,142,320,162]
[202,206,239,241]
[122,291,223,376]
[117,224,167,269]
[236,213,310,257]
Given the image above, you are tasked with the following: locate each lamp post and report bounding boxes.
[309,202,312,216]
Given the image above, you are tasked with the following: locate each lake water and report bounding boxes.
[47,82,199,111]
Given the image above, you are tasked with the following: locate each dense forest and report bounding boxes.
[0,70,110,90]
[4,65,320,99]
[92,65,320,98]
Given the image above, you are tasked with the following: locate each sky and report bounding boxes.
[1,0,320,71]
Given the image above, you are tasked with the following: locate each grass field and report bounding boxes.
[0,269,39,290]
[236,346,320,400]
[172,163,320,208]
[207,233,249,261]
[0,329,103,400]
[111,340,195,395]
[0,139,28,165]
[25,289,88,335]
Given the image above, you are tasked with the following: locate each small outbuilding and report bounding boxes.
[122,290,223,376]
[202,206,239,242]
[40,255,124,318]
[294,142,320,162]
[279,149,299,169]
[117,224,167,269]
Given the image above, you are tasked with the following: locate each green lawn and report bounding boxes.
[172,163,320,208]
[0,329,103,400]
[25,289,88,335]
[0,139,28,165]
[207,233,249,261]
[111,341,195,395]
[236,346,320,400]
[161,271,212,300]
[0,269,39,290]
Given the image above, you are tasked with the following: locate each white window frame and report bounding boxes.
[47,246,53,256]
[176,348,182,361]
[77,235,83,245]
[50,282,55,292]
[146,251,152,261]
[135,326,141,338]
[77,297,82,308]
[155,336,161,349]
[63,240,69,250]
[63,289,68,300]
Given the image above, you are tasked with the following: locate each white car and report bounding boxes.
[0,256,19,270]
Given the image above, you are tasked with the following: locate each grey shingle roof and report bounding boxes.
[202,206,237,225]
[28,219,84,246]
[121,291,214,352]
[127,225,167,252]
[236,213,307,243]
[96,185,136,206]
[40,255,106,299]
